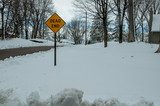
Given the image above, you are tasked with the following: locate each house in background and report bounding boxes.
[150,14,160,44]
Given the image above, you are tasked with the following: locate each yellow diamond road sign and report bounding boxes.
[45,13,66,33]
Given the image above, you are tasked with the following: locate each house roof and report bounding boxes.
[152,14,160,32]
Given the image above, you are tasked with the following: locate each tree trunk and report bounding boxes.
[128,0,135,42]
[1,5,5,40]
[42,17,45,39]
[102,0,108,48]
[23,0,29,39]
[32,21,39,39]
[25,14,29,39]
[118,0,127,43]
[148,8,153,43]
[85,11,88,45]
[5,4,11,37]
[31,25,35,39]
[103,18,108,47]
[25,17,29,39]
[14,23,20,37]
[141,22,144,42]
[39,21,42,38]
[119,24,123,43]
[155,44,160,53]
[117,0,122,43]
[34,20,39,39]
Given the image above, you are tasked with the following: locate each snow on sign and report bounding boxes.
[45,13,66,33]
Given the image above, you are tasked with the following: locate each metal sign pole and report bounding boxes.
[54,33,57,66]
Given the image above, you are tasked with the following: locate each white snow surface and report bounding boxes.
[0,38,54,50]
[0,39,160,106]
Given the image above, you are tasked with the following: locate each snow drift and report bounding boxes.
[0,89,154,106]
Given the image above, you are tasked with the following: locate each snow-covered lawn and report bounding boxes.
[0,40,160,106]
[0,38,54,50]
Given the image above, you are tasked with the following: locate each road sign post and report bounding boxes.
[54,33,57,66]
[45,13,65,66]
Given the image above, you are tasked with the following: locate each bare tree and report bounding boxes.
[22,0,31,39]
[67,18,85,44]
[10,0,22,37]
[74,0,109,47]
[90,15,103,43]
[110,0,127,43]
[135,0,153,42]
[0,0,54,40]
[30,0,53,39]
[95,0,109,47]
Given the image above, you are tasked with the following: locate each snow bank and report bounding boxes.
[0,89,13,104]
[133,99,154,106]
[90,98,128,106]
[0,38,54,50]
[105,98,127,106]
[60,39,74,45]
[49,89,83,106]
[0,89,154,106]
[26,91,43,106]
[0,38,74,50]
[1,99,25,106]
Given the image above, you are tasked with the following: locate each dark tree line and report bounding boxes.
[0,0,54,40]
[73,0,109,47]
[70,0,160,47]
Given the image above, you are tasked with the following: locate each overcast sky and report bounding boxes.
[53,0,75,22]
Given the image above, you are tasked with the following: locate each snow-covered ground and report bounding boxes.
[0,38,54,50]
[0,39,160,106]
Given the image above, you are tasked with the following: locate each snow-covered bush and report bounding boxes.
[0,89,13,104]
[81,100,91,106]
[133,99,154,106]
[92,99,106,106]
[26,91,45,106]
[105,98,127,106]
[2,98,25,106]
[0,88,155,106]
[92,98,127,106]
[48,88,83,106]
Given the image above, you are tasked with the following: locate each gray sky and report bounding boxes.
[53,0,75,22]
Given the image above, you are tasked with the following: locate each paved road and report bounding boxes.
[0,46,54,60]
